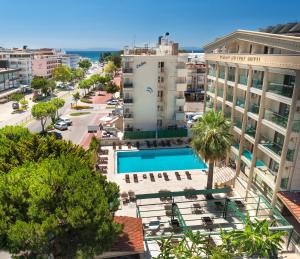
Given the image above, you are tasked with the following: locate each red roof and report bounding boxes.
[277,191,300,223]
[111,216,144,253]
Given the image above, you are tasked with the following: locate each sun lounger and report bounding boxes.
[161,140,166,147]
[143,174,147,179]
[163,172,170,181]
[136,141,140,149]
[153,140,157,147]
[185,171,192,180]
[150,173,155,182]
[158,173,162,178]
[175,172,181,180]
[166,140,171,147]
[125,174,130,183]
[146,141,151,148]
[133,174,139,183]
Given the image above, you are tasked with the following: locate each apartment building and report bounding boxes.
[32,55,61,78]
[203,27,300,210]
[185,61,205,102]
[121,35,188,134]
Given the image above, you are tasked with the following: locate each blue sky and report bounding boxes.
[1,0,299,49]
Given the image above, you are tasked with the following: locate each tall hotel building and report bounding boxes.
[203,24,300,208]
[121,35,188,134]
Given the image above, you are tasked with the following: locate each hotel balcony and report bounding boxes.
[226,93,233,102]
[122,68,133,74]
[249,103,260,114]
[219,70,225,79]
[238,74,248,86]
[252,79,263,90]
[264,109,288,128]
[236,98,245,109]
[123,83,133,89]
[207,85,215,93]
[267,82,294,98]
[224,111,231,119]
[246,125,256,139]
[208,70,216,77]
[228,73,235,82]
[234,119,243,133]
[123,98,134,104]
[217,89,224,98]
[124,113,134,119]
[176,96,185,106]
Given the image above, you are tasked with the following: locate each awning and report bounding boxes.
[277,191,300,224]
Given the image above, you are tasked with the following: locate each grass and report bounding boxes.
[69,112,91,116]
[71,105,93,110]
[80,98,93,103]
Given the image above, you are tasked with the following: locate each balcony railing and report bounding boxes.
[228,73,235,82]
[226,94,233,102]
[217,89,224,98]
[207,86,215,93]
[246,126,256,138]
[124,98,134,103]
[264,109,288,128]
[267,82,294,98]
[252,79,263,90]
[235,119,242,129]
[249,103,260,114]
[260,136,283,155]
[219,71,225,79]
[123,83,133,88]
[236,98,245,108]
[239,75,248,85]
[208,70,216,77]
[124,113,134,118]
[122,68,133,73]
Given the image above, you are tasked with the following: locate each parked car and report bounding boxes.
[106,100,118,105]
[12,102,19,110]
[58,117,72,126]
[54,121,68,131]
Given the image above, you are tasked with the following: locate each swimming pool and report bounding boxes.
[116,148,208,173]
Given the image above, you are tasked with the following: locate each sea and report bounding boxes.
[65,50,119,62]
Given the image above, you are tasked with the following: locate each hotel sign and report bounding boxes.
[219,55,261,63]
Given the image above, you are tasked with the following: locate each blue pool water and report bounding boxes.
[117,148,208,173]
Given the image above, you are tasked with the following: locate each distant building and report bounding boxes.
[60,54,80,69]
[0,68,21,103]
[32,54,61,79]
[121,34,188,133]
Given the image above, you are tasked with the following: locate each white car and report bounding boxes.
[58,117,72,126]
[107,100,118,105]
[54,121,68,131]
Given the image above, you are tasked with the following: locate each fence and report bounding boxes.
[124,128,188,140]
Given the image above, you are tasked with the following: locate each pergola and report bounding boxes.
[135,188,294,249]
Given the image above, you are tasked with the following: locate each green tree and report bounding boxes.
[19,99,28,110]
[31,102,56,132]
[73,68,85,81]
[72,92,80,107]
[104,61,117,75]
[31,76,50,96]
[105,81,119,94]
[0,155,121,258]
[78,59,92,71]
[50,98,65,120]
[47,79,56,95]
[52,65,72,84]
[191,111,232,196]
[10,93,25,103]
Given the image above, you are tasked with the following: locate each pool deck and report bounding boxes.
[101,145,235,218]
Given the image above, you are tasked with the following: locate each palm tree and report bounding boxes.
[191,111,232,196]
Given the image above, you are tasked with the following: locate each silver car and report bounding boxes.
[58,117,72,126]
[54,121,68,131]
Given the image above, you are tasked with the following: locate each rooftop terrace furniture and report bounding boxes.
[150,173,155,182]
[214,201,224,210]
[166,140,171,147]
[125,174,130,183]
[153,140,157,147]
[175,171,181,180]
[163,172,170,181]
[158,173,162,178]
[133,174,139,183]
[185,171,192,180]
[202,216,214,231]
[143,174,147,179]
[136,141,140,149]
[234,200,245,209]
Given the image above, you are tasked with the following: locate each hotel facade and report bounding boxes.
[121,36,188,134]
[203,29,300,208]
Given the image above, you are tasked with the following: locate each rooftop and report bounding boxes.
[277,192,300,224]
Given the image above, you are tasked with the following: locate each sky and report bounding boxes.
[1,0,299,50]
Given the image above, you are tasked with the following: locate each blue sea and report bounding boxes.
[65,50,119,62]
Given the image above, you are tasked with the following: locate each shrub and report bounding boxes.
[80,98,93,103]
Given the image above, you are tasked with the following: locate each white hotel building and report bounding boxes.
[203,27,300,209]
[121,36,188,133]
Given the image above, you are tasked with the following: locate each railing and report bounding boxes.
[226,94,233,102]
[123,128,188,139]
[260,136,283,155]
[207,85,215,93]
[264,109,288,128]
[239,75,247,85]
[246,126,256,138]
[249,103,260,114]
[235,119,242,129]
[122,68,133,73]
[219,71,225,79]
[267,82,294,98]
[228,73,235,82]
[252,79,263,89]
[217,89,224,98]
[124,98,134,103]
[208,70,216,77]
[123,83,133,88]
[124,113,134,118]
[236,98,245,108]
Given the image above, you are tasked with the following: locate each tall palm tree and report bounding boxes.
[192,111,232,196]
